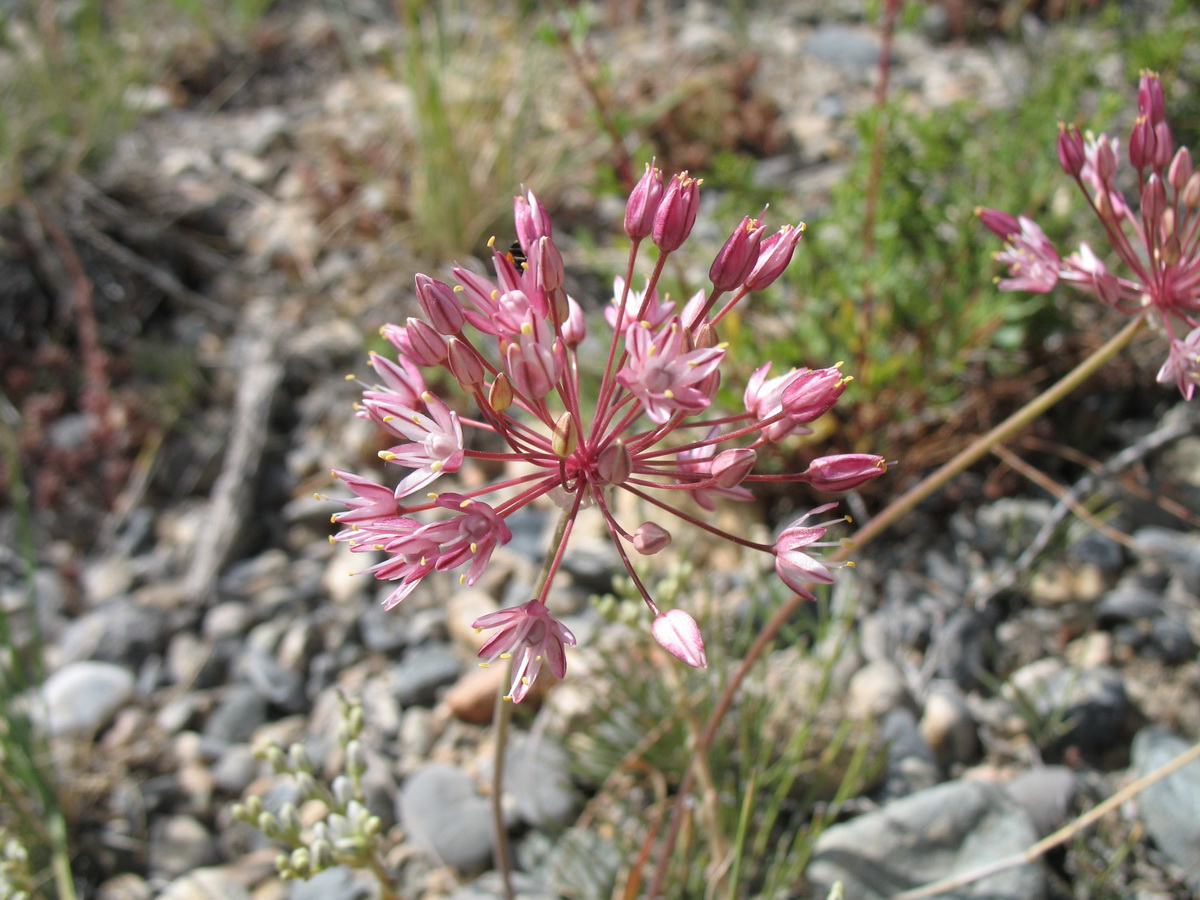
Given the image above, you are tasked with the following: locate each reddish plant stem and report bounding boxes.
[643,313,1147,897]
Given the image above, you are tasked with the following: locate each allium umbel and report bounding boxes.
[331,167,886,701]
[979,71,1200,399]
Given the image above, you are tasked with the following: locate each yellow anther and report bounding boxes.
[664,389,675,399]
[470,542,478,553]
[379,452,396,460]
[460,499,471,508]
[344,373,356,380]
[431,461,443,471]
[500,652,512,660]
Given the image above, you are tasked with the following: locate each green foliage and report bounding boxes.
[0,408,76,900]
[0,0,272,205]
[577,564,883,897]
[721,31,1128,433]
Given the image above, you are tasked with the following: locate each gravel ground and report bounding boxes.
[3,2,1199,898]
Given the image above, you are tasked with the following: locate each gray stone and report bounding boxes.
[505,735,578,828]
[1148,617,1196,664]
[287,865,370,900]
[1132,727,1200,892]
[391,642,463,707]
[399,762,494,870]
[40,660,135,738]
[55,596,170,667]
[1005,766,1078,837]
[807,780,1045,900]
[1036,665,1128,759]
[157,867,251,900]
[203,684,268,745]
[1096,581,1162,625]
[880,708,939,800]
[545,828,623,900]
[236,647,307,712]
[805,25,887,69]
[211,744,261,794]
[451,872,558,900]
[148,814,220,880]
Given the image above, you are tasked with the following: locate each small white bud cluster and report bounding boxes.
[231,694,387,884]
[0,830,34,900]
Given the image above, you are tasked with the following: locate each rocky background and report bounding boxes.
[2,1,1199,898]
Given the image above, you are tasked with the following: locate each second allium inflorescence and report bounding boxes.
[330,165,888,701]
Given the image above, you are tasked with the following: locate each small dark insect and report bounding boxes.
[507,239,527,270]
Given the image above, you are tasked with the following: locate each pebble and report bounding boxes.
[390,642,464,707]
[848,659,913,720]
[1132,727,1200,892]
[1096,580,1163,625]
[1148,617,1196,665]
[204,684,269,745]
[398,762,495,871]
[504,734,578,828]
[40,660,135,738]
[1036,665,1129,759]
[920,682,978,768]
[1004,766,1078,838]
[148,814,221,879]
[807,779,1045,900]
[54,596,171,668]
[287,865,370,900]
[880,708,939,800]
[158,867,252,900]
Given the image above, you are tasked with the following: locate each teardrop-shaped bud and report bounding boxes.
[596,441,633,485]
[552,412,578,459]
[651,609,707,668]
[633,522,671,555]
[711,448,757,489]
[488,373,514,412]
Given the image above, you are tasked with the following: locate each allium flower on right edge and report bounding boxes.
[979,71,1200,399]
[329,165,889,702]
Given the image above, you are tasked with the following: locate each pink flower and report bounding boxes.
[332,177,882,699]
[1157,326,1200,400]
[774,503,846,599]
[368,392,465,498]
[473,601,576,703]
[617,318,724,424]
[982,72,1200,399]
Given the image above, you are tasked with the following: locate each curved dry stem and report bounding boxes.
[644,313,1147,897]
[894,737,1200,899]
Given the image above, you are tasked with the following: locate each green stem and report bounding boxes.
[644,312,1147,897]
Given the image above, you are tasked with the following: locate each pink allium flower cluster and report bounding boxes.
[979,71,1200,399]
[331,166,887,702]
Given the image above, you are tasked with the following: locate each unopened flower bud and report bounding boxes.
[562,296,587,346]
[1154,121,1174,169]
[488,373,514,412]
[1138,70,1166,124]
[287,744,313,774]
[782,367,846,423]
[711,447,757,489]
[530,236,565,292]
[332,775,354,807]
[414,274,465,334]
[651,609,707,668]
[514,190,552,250]
[1185,172,1200,209]
[1169,147,1193,189]
[596,441,632,485]
[652,171,701,252]
[277,802,302,837]
[310,837,336,871]
[802,454,888,492]
[625,163,664,240]
[403,317,448,365]
[552,412,578,459]
[633,522,671,555]
[976,207,1020,240]
[1142,175,1167,230]
[1057,124,1085,176]
[692,321,718,348]
[448,338,485,388]
[743,223,804,291]
[709,215,765,291]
